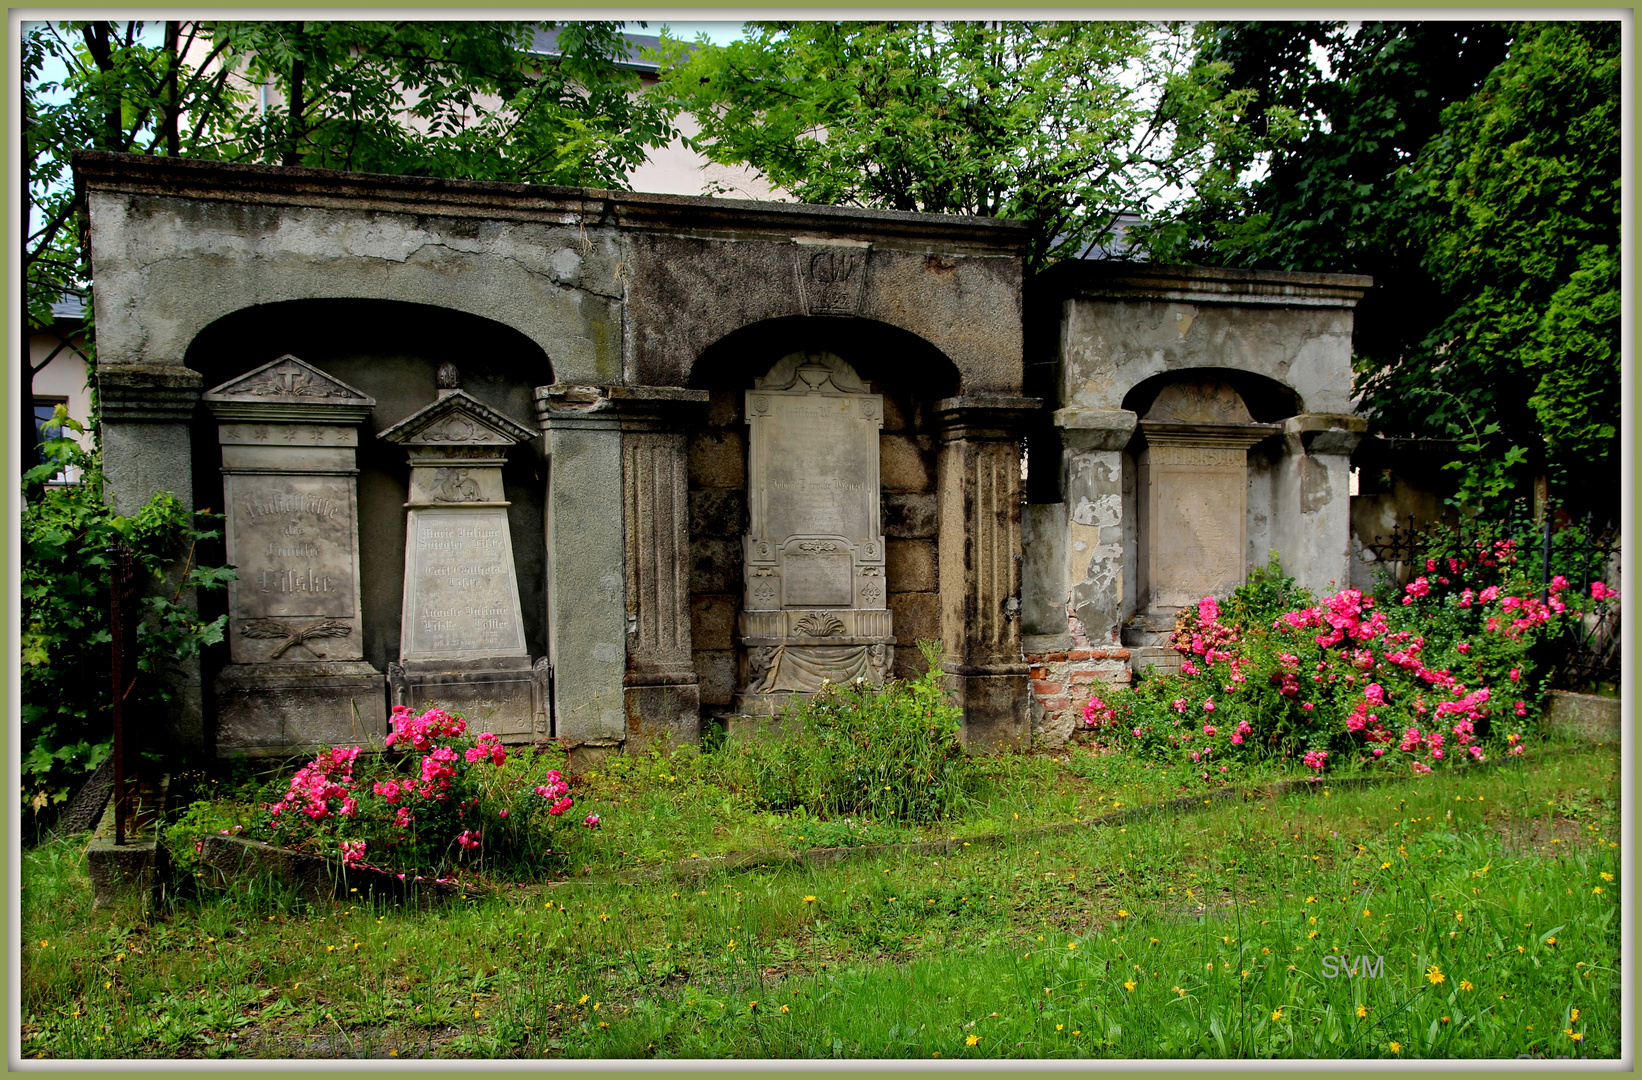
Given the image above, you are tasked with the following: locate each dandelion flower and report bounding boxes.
[1601,872,1614,882]
[1426,964,1445,985]
[1546,937,1558,946]
[1356,1005,1368,1019]
[1124,981,1136,991]
[1460,980,1474,991]
[578,995,589,1005]
[1056,1024,1064,1031]
[1272,1008,1284,1021]
[1068,942,1077,950]
[1571,1008,1580,1022]
[781,1005,790,1014]
[1390,1041,1402,1054]
[966,1034,980,1047]
[1118,909,1130,918]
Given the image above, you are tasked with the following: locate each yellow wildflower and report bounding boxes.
[1426,964,1445,985]
[966,1034,980,1047]
[1356,1005,1368,1019]
[1124,980,1136,991]
[1460,980,1474,991]
[1390,1041,1402,1054]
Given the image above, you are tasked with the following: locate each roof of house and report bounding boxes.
[527,26,665,75]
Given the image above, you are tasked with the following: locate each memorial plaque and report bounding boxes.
[402,507,526,660]
[1152,470,1244,610]
[783,551,853,607]
[225,474,357,620]
[736,351,894,709]
[759,395,875,541]
[204,355,384,751]
[380,380,546,741]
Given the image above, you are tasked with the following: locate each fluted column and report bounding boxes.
[612,386,709,750]
[935,395,1040,750]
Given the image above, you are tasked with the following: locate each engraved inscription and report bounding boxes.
[403,508,527,659]
[784,552,853,607]
[226,475,356,620]
[1147,445,1248,468]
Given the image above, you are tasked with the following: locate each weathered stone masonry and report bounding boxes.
[74,152,1368,758]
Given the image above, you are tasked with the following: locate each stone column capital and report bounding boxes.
[1282,412,1368,456]
[1053,407,1137,452]
[97,363,203,422]
[608,385,710,432]
[532,383,620,431]
[933,394,1043,442]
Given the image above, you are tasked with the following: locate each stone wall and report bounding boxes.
[1019,262,1370,746]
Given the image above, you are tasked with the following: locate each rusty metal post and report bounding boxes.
[107,545,135,846]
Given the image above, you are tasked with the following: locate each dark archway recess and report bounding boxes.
[184,300,553,686]
[682,316,966,705]
[687,315,962,399]
[1120,366,1304,426]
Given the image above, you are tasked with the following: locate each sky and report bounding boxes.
[621,20,746,45]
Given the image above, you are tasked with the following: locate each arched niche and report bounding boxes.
[681,316,963,712]
[185,299,552,682]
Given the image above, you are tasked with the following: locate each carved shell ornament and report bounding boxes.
[793,611,846,638]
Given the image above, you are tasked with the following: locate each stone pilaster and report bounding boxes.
[934,395,1040,751]
[612,386,710,751]
[1273,413,1367,597]
[533,384,629,758]
[97,362,206,753]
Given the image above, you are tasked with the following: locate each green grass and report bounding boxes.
[21,738,1619,1059]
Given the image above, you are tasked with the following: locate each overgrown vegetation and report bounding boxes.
[1097,549,1611,779]
[24,742,1619,1058]
[20,418,232,830]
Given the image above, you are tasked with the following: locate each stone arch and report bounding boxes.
[680,316,966,712]
[184,299,553,678]
[1120,366,1304,425]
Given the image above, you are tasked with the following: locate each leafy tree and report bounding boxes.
[22,19,678,474]
[1149,21,1619,511]
[653,21,1267,270]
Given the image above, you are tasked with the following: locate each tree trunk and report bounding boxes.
[282,22,307,167]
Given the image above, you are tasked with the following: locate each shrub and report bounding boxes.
[248,706,591,880]
[714,640,971,823]
[1095,551,1609,778]
[20,414,232,829]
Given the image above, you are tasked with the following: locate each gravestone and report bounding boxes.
[1124,379,1278,671]
[734,352,893,716]
[379,365,549,740]
[203,355,385,754]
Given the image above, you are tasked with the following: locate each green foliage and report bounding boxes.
[20,418,231,823]
[654,21,1266,270]
[23,20,678,409]
[1150,21,1618,511]
[712,641,972,823]
[1109,551,1598,777]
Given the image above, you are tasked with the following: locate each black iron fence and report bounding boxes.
[1361,505,1620,693]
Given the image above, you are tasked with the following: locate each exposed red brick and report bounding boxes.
[1068,671,1105,684]
[1045,651,1069,663]
[1087,649,1108,661]
[1067,649,1092,661]
[1032,680,1063,697]
[1113,649,1131,660]
[1029,666,1049,680]
[1040,696,1070,712]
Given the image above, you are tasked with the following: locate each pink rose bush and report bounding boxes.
[1094,546,1609,779]
[260,705,594,878]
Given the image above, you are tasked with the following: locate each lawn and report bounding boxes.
[20,737,1620,1060]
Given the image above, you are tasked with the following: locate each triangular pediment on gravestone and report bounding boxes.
[202,354,374,407]
[376,390,538,447]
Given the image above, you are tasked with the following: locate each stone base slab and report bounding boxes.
[85,774,169,908]
[949,672,1030,752]
[387,656,549,743]
[216,662,387,756]
[623,681,702,752]
[1543,690,1622,743]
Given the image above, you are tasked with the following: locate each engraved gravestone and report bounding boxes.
[204,355,386,755]
[735,352,892,716]
[1125,379,1279,672]
[378,369,548,740]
